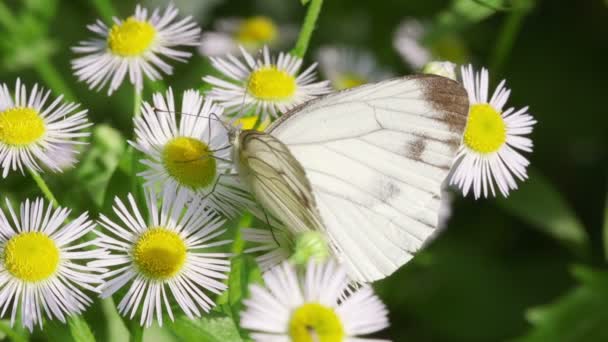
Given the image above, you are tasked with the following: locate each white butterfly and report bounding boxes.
[232,74,469,283]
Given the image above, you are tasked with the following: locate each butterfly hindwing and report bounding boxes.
[236,130,324,235]
[266,75,469,282]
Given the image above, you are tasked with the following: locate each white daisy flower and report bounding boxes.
[241,260,390,342]
[91,186,231,327]
[132,87,254,218]
[0,198,106,331]
[450,65,537,198]
[199,16,296,57]
[71,4,200,95]
[393,18,431,70]
[316,45,393,90]
[422,61,457,80]
[203,46,331,120]
[393,19,468,71]
[242,227,293,272]
[0,79,90,178]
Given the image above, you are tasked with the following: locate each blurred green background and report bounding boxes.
[1,0,607,341]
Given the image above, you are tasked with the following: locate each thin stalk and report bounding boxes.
[90,0,117,23]
[29,169,59,208]
[130,88,143,200]
[34,60,77,101]
[291,0,324,58]
[133,89,142,118]
[489,1,531,76]
[603,186,608,261]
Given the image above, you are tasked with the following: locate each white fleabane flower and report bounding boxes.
[204,46,331,121]
[132,88,254,218]
[71,4,200,95]
[393,18,431,70]
[0,198,106,331]
[91,186,231,327]
[317,46,393,90]
[241,261,390,342]
[199,16,295,57]
[0,79,90,177]
[450,65,537,198]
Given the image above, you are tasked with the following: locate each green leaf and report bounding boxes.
[68,315,96,342]
[517,266,608,342]
[226,255,262,323]
[168,313,242,342]
[300,0,311,4]
[497,168,589,257]
[75,124,126,208]
[0,320,28,342]
[101,146,145,215]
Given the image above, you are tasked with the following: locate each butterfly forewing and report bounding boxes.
[265,75,469,282]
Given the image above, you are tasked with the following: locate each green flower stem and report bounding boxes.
[29,169,59,208]
[133,89,142,118]
[603,186,608,261]
[90,0,117,23]
[489,0,533,75]
[291,0,324,58]
[0,2,18,30]
[34,59,77,102]
[130,89,143,200]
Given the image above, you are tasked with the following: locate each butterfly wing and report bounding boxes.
[236,130,324,235]
[267,75,469,282]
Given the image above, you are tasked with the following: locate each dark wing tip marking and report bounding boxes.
[417,75,469,138]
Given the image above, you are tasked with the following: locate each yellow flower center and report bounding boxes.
[3,232,60,282]
[162,137,217,189]
[236,16,278,45]
[132,227,187,280]
[247,67,297,101]
[289,303,345,342]
[336,74,367,90]
[232,115,270,131]
[0,107,46,146]
[107,17,156,57]
[463,103,507,154]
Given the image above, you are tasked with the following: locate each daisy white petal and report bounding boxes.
[131,88,255,218]
[449,65,537,198]
[91,186,231,327]
[0,79,90,177]
[241,260,389,341]
[316,46,393,90]
[71,4,200,95]
[0,198,106,331]
[204,45,331,121]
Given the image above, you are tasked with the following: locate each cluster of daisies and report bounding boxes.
[0,3,535,341]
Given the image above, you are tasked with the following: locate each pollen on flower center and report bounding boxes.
[247,67,297,100]
[289,303,345,342]
[162,137,217,189]
[337,73,367,89]
[3,232,60,282]
[0,107,46,146]
[463,103,507,153]
[133,227,187,279]
[107,17,156,57]
[236,16,278,44]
